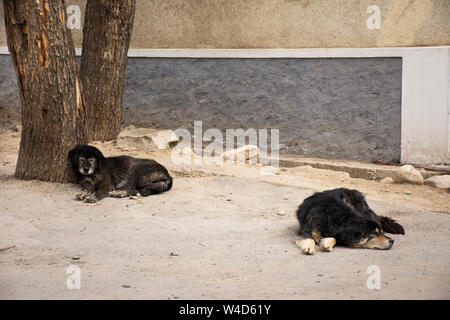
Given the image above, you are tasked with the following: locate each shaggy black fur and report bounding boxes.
[296,188,404,249]
[68,145,173,203]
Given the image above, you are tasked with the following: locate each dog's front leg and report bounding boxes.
[76,181,95,200]
[311,230,337,252]
[319,238,337,252]
[76,189,89,200]
[85,174,110,203]
[108,190,129,198]
[294,236,316,255]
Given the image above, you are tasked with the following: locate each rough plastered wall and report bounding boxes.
[0,0,449,48]
[121,57,403,162]
[0,55,402,162]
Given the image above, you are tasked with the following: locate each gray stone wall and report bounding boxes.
[123,57,402,162]
[0,55,21,118]
[0,55,402,162]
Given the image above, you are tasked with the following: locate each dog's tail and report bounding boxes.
[377,216,405,235]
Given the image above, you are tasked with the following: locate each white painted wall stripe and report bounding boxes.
[1,46,447,58]
[1,46,449,165]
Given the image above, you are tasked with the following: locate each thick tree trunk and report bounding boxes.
[4,0,87,182]
[81,0,136,142]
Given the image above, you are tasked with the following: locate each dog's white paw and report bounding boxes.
[294,237,316,255]
[109,190,128,198]
[320,238,336,252]
[75,190,88,200]
[129,192,142,199]
[84,194,99,203]
[302,245,316,255]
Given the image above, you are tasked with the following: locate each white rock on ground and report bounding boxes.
[394,165,424,185]
[259,165,279,175]
[116,127,179,152]
[424,175,450,190]
[222,145,260,162]
[381,177,394,184]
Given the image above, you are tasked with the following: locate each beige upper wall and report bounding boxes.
[1,0,449,48]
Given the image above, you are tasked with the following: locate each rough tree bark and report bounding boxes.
[80,0,136,142]
[4,0,87,182]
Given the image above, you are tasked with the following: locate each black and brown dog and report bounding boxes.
[295,188,405,254]
[68,145,173,203]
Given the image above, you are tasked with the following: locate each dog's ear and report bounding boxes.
[92,147,105,169]
[68,146,80,168]
[96,153,103,169]
[378,216,405,235]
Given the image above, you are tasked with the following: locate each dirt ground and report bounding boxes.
[1,131,449,299]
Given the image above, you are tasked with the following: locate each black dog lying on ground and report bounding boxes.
[295,188,405,254]
[68,145,173,203]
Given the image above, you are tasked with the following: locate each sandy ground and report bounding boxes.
[0,131,449,299]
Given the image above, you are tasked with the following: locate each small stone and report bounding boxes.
[404,190,412,195]
[424,175,450,190]
[124,124,136,131]
[381,177,394,184]
[122,285,131,288]
[222,145,260,162]
[278,210,287,216]
[260,166,279,175]
[394,165,424,185]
